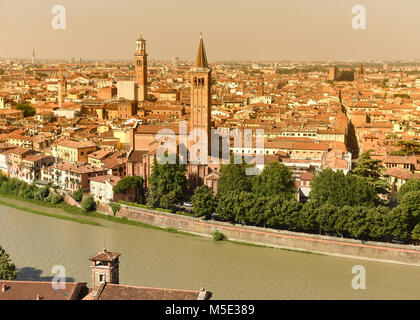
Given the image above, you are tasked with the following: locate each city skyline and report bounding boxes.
[1,0,420,61]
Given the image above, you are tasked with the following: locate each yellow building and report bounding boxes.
[53,139,97,163]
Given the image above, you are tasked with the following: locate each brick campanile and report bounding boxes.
[190,33,212,157]
[134,35,148,102]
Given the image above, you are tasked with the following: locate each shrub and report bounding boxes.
[109,203,121,216]
[72,189,83,202]
[81,195,96,213]
[159,191,177,210]
[212,230,226,241]
[50,194,63,204]
[35,186,50,201]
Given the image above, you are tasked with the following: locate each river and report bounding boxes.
[0,203,419,299]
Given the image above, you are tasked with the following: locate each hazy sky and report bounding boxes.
[1,0,419,61]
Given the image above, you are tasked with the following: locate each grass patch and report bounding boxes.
[118,200,174,213]
[0,198,100,226]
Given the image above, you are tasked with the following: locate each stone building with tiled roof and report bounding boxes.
[0,249,212,301]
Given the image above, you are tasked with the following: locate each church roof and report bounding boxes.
[194,33,208,69]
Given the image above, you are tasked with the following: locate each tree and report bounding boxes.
[233,192,255,224]
[315,204,339,235]
[351,150,389,195]
[159,191,177,210]
[148,156,187,205]
[81,195,96,212]
[15,103,35,117]
[310,169,378,208]
[411,223,420,240]
[366,206,389,240]
[390,140,420,156]
[191,186,216,219]
[265,196,301,230]
[345,206,370,240]
[386,206,410,241]
[398,190,420,230]
[217,156,252,194]
[72,189,83,202]
[113,176,144,203]
[0,245,17,280]
[397,178,420,203]
[246,196,270,227]
[252,161,295,199]
[216,191,239,223]
[299,201,319,233]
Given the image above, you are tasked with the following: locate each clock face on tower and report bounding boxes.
[137,59,142,67]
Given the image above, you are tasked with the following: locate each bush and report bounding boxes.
[212,230,226,241]
[109,203,121,216]
[50,194,63,204]
[81,195,96,212]
[35,186,50,201]
[159,191,177,210]
[72,189,83,202]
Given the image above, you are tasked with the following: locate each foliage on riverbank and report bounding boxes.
[0,245,17,280]
[191,157,420,243]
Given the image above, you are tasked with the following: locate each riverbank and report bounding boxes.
[109,203,420,266]
[0,196,100,226]
[0,195,196,237]
[1,193,420,265]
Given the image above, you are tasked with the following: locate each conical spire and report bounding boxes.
[194,33,208,69]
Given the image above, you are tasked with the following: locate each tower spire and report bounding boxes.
[195,32,208,69]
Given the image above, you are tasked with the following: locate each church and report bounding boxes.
[127,34,225,193]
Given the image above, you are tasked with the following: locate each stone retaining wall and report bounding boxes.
[99,204,420,266]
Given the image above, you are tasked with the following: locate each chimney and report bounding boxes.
[1,283,7,292]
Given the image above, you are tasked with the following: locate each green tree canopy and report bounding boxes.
[310,169,378,208]
[397,178,420,203]
[217,156,252,194]
[411,223,420,240]
[113,176,144,203]
[351,150,389,195]
[148,155,187,205]
[252,161,295,199]
[191,185,216,219]
[0,245,17,280]
[15,103,35,117]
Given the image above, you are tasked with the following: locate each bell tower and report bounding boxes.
[190,33,211,156]
[90,249,121,291]
[134,35,148,101]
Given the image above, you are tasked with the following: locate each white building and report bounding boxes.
[89,175,121,203]
[117,81,138,101]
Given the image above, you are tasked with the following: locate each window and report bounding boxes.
[99,274,105,282]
